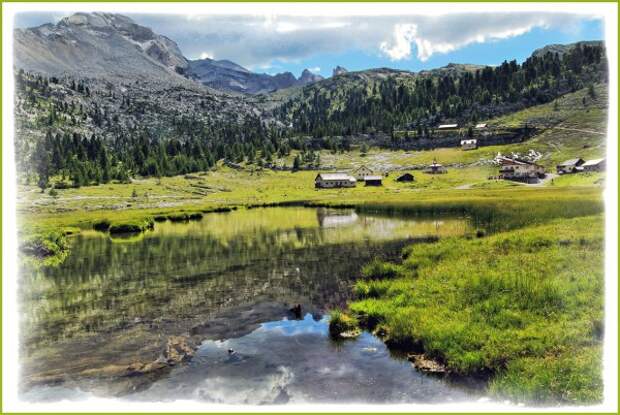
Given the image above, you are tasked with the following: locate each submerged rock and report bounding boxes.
[164,336,196,364]
[408,353,447,374]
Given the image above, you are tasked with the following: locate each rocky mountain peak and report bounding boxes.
[59,12,135,29]
[299,69,324,85]
[15,12,189,79]
[332,66,348,76]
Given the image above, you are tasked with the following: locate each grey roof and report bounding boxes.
[582,158,605,166]
[363,175,383,181]
[438,124,458,129]
[557,158,584,167]
[316,173,356,181]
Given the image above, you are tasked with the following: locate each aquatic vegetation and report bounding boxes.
[108,217,155,234]
[350,215,604,404]
[19,231,70,267]
[92,219,111,231]
[328,309,361,339]
[20,231,68,258]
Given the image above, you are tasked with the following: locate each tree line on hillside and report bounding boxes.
[16,43,606,189]
[275,43,606,137]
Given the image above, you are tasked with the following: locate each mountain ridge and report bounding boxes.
[187,58,324,94]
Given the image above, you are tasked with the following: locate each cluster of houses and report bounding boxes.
[556,158,606,175]
[314,154,606,189]
[315,166,415,189]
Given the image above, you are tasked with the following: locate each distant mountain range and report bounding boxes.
[14,12,328,94]
[187,59,323,94]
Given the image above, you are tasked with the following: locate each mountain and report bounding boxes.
[14,12,189,82]
[532,40,603,59]
[298,69,324,85]
[273,41,606,137]
[332,66,348,76]
[187,59,323,94]
[13,11,327,95]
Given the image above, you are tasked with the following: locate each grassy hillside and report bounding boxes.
[273,42,606,137]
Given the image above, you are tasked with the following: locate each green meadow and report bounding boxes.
[345,214,604,404]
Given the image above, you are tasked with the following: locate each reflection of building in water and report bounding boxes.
[316,209,359,228]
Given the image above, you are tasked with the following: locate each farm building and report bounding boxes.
[556,158,585,174]
[425,160,447,174]
[363,176,383,186]
[475,123,487,129]
[581,158,606,172]
[497,156,545,182]
[396,172,415,182]
[315,173,356,188]
[437,124,458,130]
[460,139,477,150]
[353,166,374,180]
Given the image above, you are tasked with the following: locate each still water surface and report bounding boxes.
[21,207,478,403]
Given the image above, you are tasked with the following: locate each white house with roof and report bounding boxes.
[315,173,357,188]
[460,139,477,150]
[437,124,458,130]
[497,156,545,181]
[352,166,373,180]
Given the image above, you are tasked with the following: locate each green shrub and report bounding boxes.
[92,219,111,231]
[167,213,189,222]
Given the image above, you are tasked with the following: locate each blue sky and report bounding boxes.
[15,12,604,78]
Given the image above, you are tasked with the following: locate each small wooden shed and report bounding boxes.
[363,175,383,186]
[556,158,585,174]
[581,158,605,172]
[396,173,415,182]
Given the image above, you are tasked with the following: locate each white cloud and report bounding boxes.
[16,12,602,66]
[380,23,418,60]
[308,66,321,73]
[199,51,214,60]
[378,16,575,62]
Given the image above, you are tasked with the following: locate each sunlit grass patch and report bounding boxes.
[350,215,604,404]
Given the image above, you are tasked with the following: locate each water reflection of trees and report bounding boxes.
[20,210,469,353]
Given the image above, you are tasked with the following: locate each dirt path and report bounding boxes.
[550,126,606,135]
[526,173,558,187]
[454,184,473,190]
